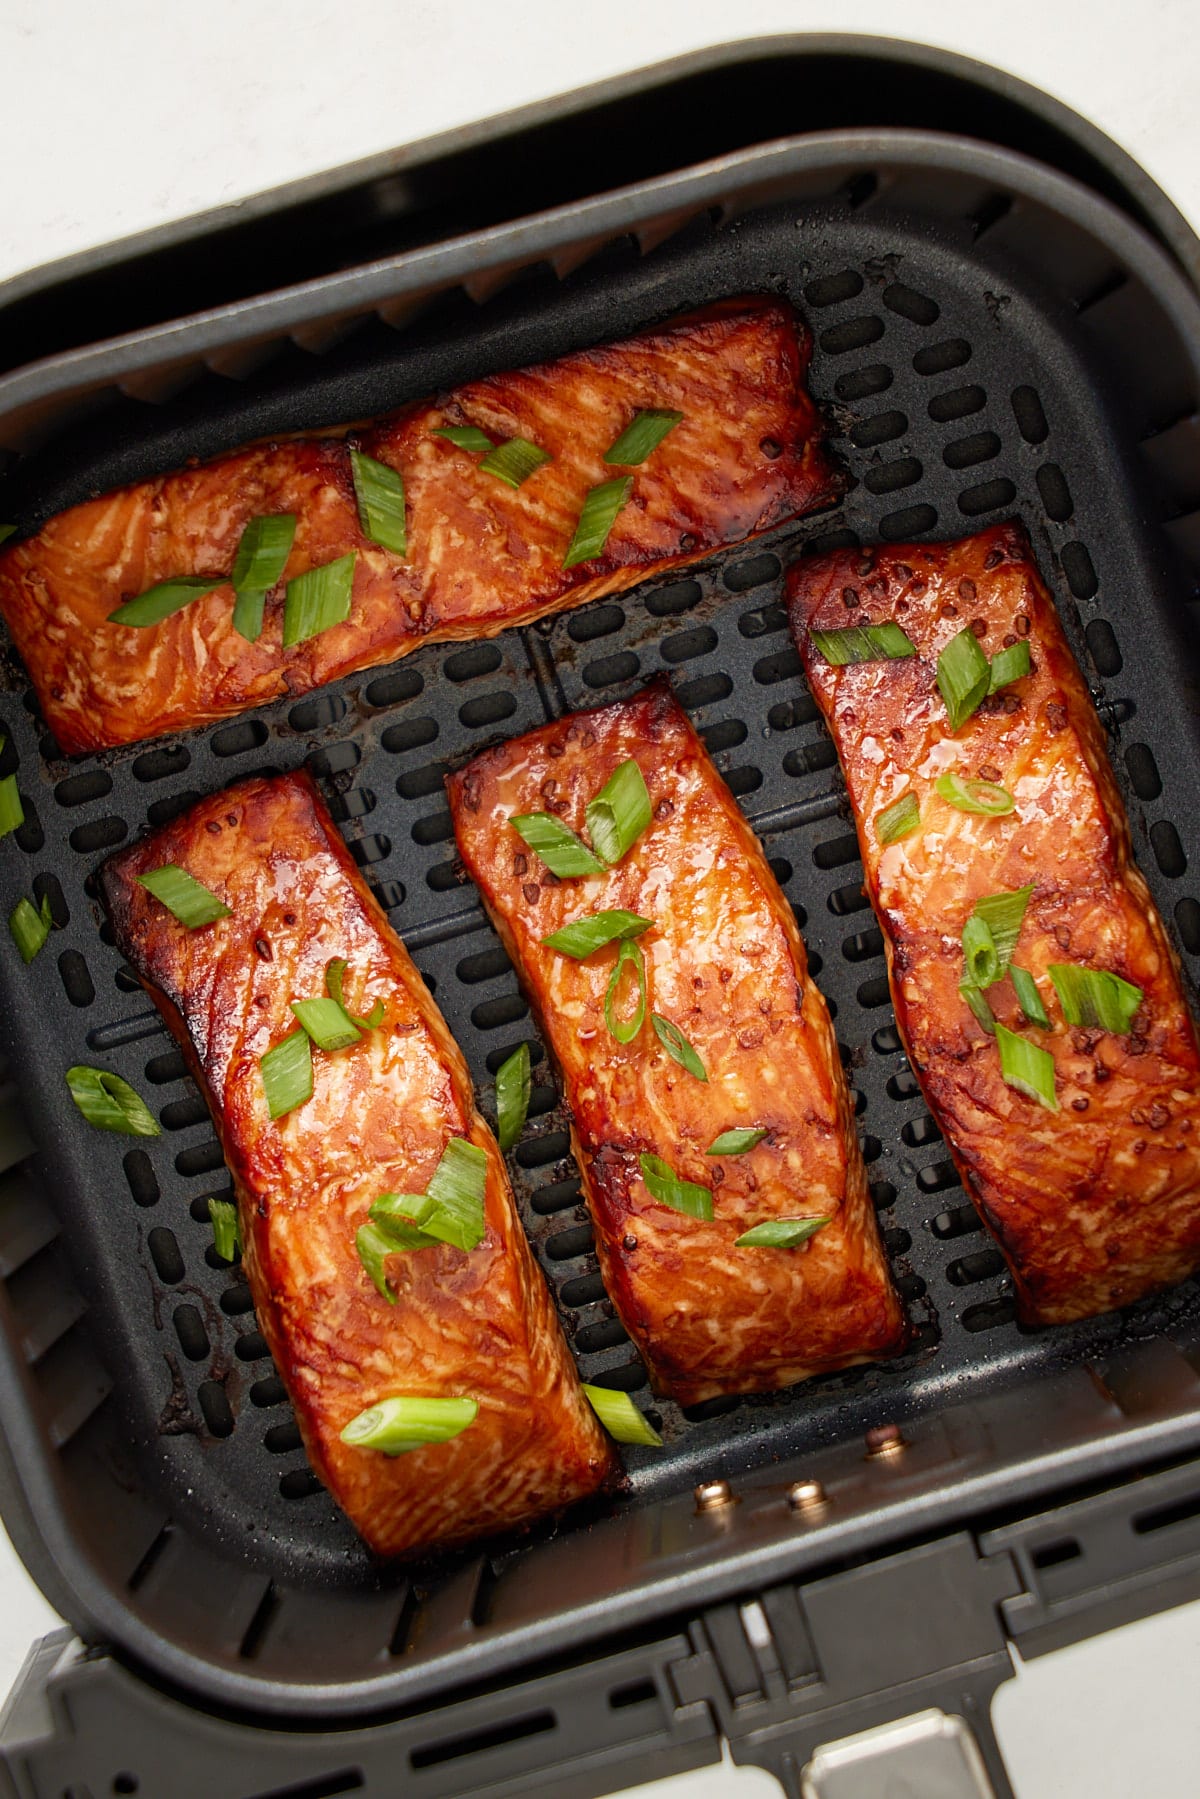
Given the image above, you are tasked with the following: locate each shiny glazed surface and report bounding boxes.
[101,772,613,1557]
[0,298,839,753]
[788,522,1200,1325]
[447,683,907,1405]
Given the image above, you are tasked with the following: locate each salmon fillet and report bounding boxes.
[101,771,613,1558]
[1,298,839,754]
[446,683,908,1406]
[787,521,1200,1325]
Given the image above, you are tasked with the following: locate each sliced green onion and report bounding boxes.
[324,958,385,1029]
[936,772,1014,816]
[972,886,1033,978]
[479,437,551,489]
[638,1152,714,1221]
[260,1029,313,1120]
[735,1216,831,1249]
[585,759,652,867]
[208,1197,240,1263]
[509,812,605,878]
[810,622,916,665]
[603,408,684,466]
[0,525,16,545]
[340,1394,478,1457]
[1048,964,1144,1034]
[356,1223,402,1302]
[989,640,1032,694]
[230,513,296,642]
[8,892,52,963]
[960,981,996,1034]
[563,476,633,569]
[109,575,226,628]
[995,1021,1058,1111]
[290,996,362,1053]
[937,626,991,732]
[962,913,1000,990]
[582,1383,663,1446]
[432,425,494,453]
[706,1128,768,1156]
[651,1014,707,1082]
[605,939,647,1045]
[0,768,22,839]
[136,864,231,928]
[373,1137,489,1254]
[282,552,356,648]
[542,909,652,958]
[495,1043,531,1152]
[876,791,920,846]
[350,450,407,555]
[1010,966,1049,1028]
[66,1066,160,1137]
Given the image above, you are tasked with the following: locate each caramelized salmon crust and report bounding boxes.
[788,521,1200,1326]
[101,772,613,1559]
[1,297,840,754]
[447,683,907,1406]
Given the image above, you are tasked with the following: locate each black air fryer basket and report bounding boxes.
[3,37,1200,1799]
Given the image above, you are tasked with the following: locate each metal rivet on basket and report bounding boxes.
[694,1478,736,1513]
[787,1478,827,1513]
[865,1423,907,1459]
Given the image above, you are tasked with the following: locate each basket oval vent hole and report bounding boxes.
[886,1067,920,1100]
[835,363,892,401]
[723,765,762,797]
[929,385,985,423]
[753,648,801,686]
[1061,542,1098,599]
[917,1160,962,1195]
[1084,619,1122,677]
[459,691,516,730]
[544,1224,594,1261]
[568,603,624,642]
[943,432,1000,471]
[582,650,639,689]
[575,1317,630,1353]
[484,1038,541,1075]
[211,719,267,757]
[586,1360,646,1393]
[289,692,351,731]
[931,1203,983,1240]
[411,812,454,847]
[1011,385,1049,444]
[251,1376,286,1407]
[398,761,446,800]
[197,1381,234,1438]
[32,872,67,928]
[173,1304,209,1361]
[147,791,201,829]
[958,478,1017,517]
[645,580,701,618]
[123,1150,159,1208]
[516,1130,569,1170]
[531,1178,581,1217]
[882,283,939,325]
[843,927,884,963]
[471,993,527,1032]
[1174,898,1200,954]
[946,1249,1005,1287]
[235,1332,269,1361]
[160,1093,209,1132]
[675,673,733,710]
[220,1284,256,1317]
[769,695,818,732]
[738,603,786,640]
[350,834,390,867]
[69,816,126,854]
[1123,742,1162,800]
[444,643,502,682]
[880,504,937,539]
[1151,820,1187,878]
[55,770,112,808]
[768,855,793,886]
[723,552,780,593]
[328,788,375,825]
[145,1048,188,1085]
[279,1470,322,1500]
[308,741,360,780]
[147,1228,184,1285]
[363,670,422,711]
[856,976,892,1009]
[560,1272,607,1307]
[829,881,871,917]
[382,716,437,755]
[265,1421,302,1454]
[176,1141,226,1178]
[864,458,922,496]
[784,741,838,778]
[872,1024,903,1053]
[661,626,718,667]
[851,409,907,449]
[813,834,861,871]
[821,316,884,357]
[456,945,512,984]
[58,951,94,1008]
[1036,464,1074,520]
[961,1297,1016,1333]
[914,338,970,376]
[804,268,863,307]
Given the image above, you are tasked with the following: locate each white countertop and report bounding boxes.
[2,2,1199,1792]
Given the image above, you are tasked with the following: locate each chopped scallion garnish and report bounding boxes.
[0,761,22,839]
[495,1043,531,1152]
[66,1066,160,1137]
[651,1014,706,1081]
[735,1216,830,1249]
[136,864,231,928]
[340,1394,478,1457]
[935,772,1015,816]
[876,791,920,845]
[356,1222,406,1302]
[960,981,996,1034]
[480,437,551,489]
[563,477,633,569]
[582,1383,663,1446]
[969,886,1034,982]
[282,552,356,648]
[290,996,362,1052]
[109,575,226,628]
[542,909,652,958]
[810,622,916,665]
[0,525,16,545]
[995,1021,1058,1111]
[324,958,385,1029]
[208,1197,240,1263]
[585,759,652,867]
[1010,966,1050,1028]
[962,913,1001,990]
[371,1137,489,1254]
[230,513,296,642]
[603,408,684,466]
[937,626,991,732]
[8,892,52,964]
[706,1128,768,1156]
[510,811,605,878]
[432,425,494,453]
[989,640,1032,693]
[605,940,647,1044]
[260,1029,313,1121]
[638,1152,714,1220]
[350,450,407,555]
[1048,964,1143,1034]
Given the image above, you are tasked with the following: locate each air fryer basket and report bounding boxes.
[3,124,1200,1731]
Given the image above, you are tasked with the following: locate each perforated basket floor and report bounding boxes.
[3,145,1200,1710]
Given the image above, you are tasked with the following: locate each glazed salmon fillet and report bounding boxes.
[447,684,907,1406]
[787,521,1200,1325]
[0,298,839,754]
[102,772,613,1558]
